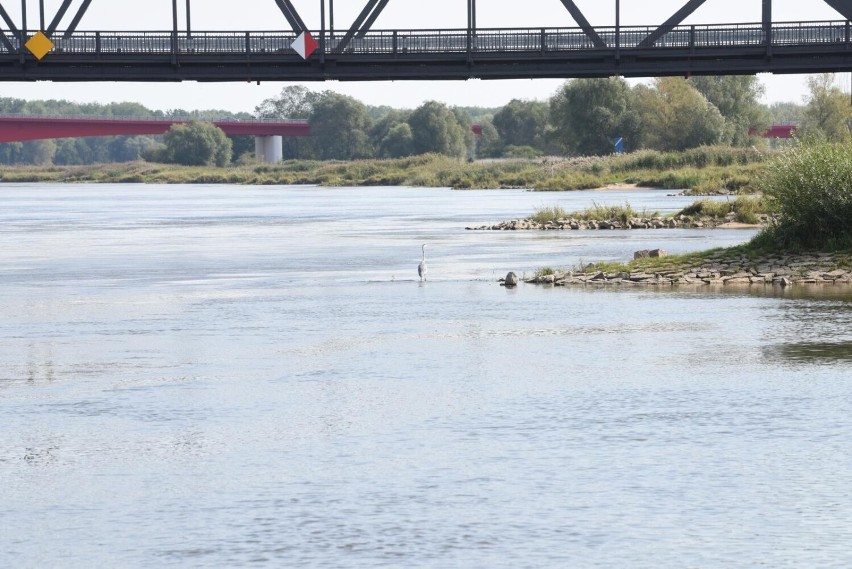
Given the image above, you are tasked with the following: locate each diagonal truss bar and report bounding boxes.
[63,0,93,39]
[0,3,17,32]
[0,3,16,53]
[557,0,606,48]
[336,0,388,50]
[639,0,707,47]
[824,0,852,20]
[272,0,307,34]
[357,0,390,38]
[46,0,74,36]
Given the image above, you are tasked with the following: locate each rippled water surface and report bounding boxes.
[2,184,852,567]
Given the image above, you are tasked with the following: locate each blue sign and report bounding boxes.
[614,137,625,154]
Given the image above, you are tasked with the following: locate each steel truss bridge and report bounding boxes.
[2,1,852,81]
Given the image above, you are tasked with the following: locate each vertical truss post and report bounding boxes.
[330,0,334,37]
[186,0,192,39]
[171,0,178,64]
[615,0,620,59]
[320,0,325,62]
[467,0,476,59]
[20,0,26,62]
[763,0,772,49]
[39,0,44,30]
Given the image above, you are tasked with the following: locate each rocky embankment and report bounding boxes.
[524,252,852,288]
[467,212,771,231]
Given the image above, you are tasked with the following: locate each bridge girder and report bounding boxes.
[0,1,851,83]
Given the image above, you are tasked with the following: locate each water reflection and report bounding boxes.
[766,341,852,363]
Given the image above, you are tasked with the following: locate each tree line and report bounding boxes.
[1,73,851,166]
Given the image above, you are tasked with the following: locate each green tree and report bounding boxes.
[255,85,320,120]
[549,78,638,156]
[800,73,852,142]
[689,75,768,145]
[158,120,232,166]
[255,86,322,159]
[767,101,806,124]
[632,78,725,151]
[309,92,373,160]
[474,118,503,158]
[408,101,469,158]
[492,99,549,152]
[371,109,414,158]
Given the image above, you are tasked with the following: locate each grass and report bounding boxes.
[672,195,775,225]
[529,201,660,224]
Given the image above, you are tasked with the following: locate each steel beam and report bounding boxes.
[824,0,852,20]
[46,0,74,36]
[0,4,17,32]
[272,0,307,34]
[557,0,606,48]
[639,0,708,48]
[60,0,92,38]
[763,0,772,45]
[0,3,16,53]
[336,0,389,51]
[358,0,390,38]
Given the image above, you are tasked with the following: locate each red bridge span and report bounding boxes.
[0,116,310,144]
[0,116,794,162]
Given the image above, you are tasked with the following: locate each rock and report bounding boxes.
[649,249,668,258]
[504,272,519,287]
[634,249,651,259]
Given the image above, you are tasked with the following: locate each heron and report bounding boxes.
[418,244,428,281]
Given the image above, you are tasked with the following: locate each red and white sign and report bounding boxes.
[292,32,318,60]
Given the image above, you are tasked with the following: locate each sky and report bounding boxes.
[0,0,848,113]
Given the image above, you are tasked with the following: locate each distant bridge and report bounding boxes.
[1,1,852,81]
[0,115,310,143]
[0,115,310,162]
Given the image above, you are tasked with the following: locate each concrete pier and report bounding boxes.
[255,135,283,163]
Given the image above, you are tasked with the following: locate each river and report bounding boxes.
[2,184,851,568]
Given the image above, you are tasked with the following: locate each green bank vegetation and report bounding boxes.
[529,194,773,226]
[555,139,852,277]
[0,145,768,192]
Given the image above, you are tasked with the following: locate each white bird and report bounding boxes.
[418,244,428,281]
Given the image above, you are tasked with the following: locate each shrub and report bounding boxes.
[760,139,852,249]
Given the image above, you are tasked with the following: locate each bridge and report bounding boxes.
[0,1,851,81]
[0,115,310,161]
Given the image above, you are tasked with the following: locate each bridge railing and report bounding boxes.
[4,20,850,58]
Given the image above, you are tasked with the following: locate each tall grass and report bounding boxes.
[675,195,773,224]
[530,201,659,224]
[0,146,770,192]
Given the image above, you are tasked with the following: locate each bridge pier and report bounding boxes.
[255,135,283,163]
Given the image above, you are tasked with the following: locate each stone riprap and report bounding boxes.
[523,253,852,288]
[468,213,771,231]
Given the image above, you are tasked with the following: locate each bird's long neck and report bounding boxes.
[422,246,426,261]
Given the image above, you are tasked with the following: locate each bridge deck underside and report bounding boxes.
[1,24,851,81]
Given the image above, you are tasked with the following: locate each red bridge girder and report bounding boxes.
[0,116,311,143]
[749,124,797,139]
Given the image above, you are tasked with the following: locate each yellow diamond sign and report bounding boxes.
[25,31,54,60]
